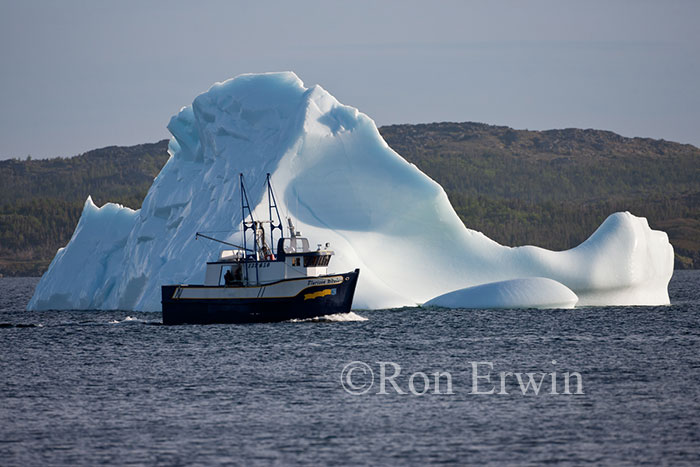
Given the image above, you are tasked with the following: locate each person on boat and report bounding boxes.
[224,266,243,286]
[224,269,235,286]
[262,244,275,261]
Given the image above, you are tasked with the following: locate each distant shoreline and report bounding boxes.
[1,122,698,276]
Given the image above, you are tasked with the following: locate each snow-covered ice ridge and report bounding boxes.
[28,72,674,311]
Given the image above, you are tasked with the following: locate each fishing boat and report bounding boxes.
[161,174,360,324]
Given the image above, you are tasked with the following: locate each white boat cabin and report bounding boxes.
[204,233,334,286]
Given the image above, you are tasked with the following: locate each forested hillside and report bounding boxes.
[379,122,699,269]
[1,123,698,276]
[0,141,170,276]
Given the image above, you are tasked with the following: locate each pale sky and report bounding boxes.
[1,0,698,159]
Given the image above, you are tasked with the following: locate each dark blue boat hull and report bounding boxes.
[161,269,359,324]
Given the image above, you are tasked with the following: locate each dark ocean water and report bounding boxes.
[1,271,699,466]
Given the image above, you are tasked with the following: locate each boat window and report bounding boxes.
[282,238,310,253]
[304,255,330,268]
[219,264,243,286]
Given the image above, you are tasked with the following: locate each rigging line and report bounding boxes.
[197,229,243,234]
[195,232,253,252]
[276,180,291,230]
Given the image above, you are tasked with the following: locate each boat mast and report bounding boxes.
[239,173,285,285]
[266,173,284,247]
[239,173,259,284]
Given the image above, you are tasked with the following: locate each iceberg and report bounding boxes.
[424,278,579,309]
[28,72,674,311]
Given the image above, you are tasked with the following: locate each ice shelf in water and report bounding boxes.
[424,278,579,309]
[28,72,674,311]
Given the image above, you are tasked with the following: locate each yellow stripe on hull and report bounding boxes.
[304,289,332,300]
